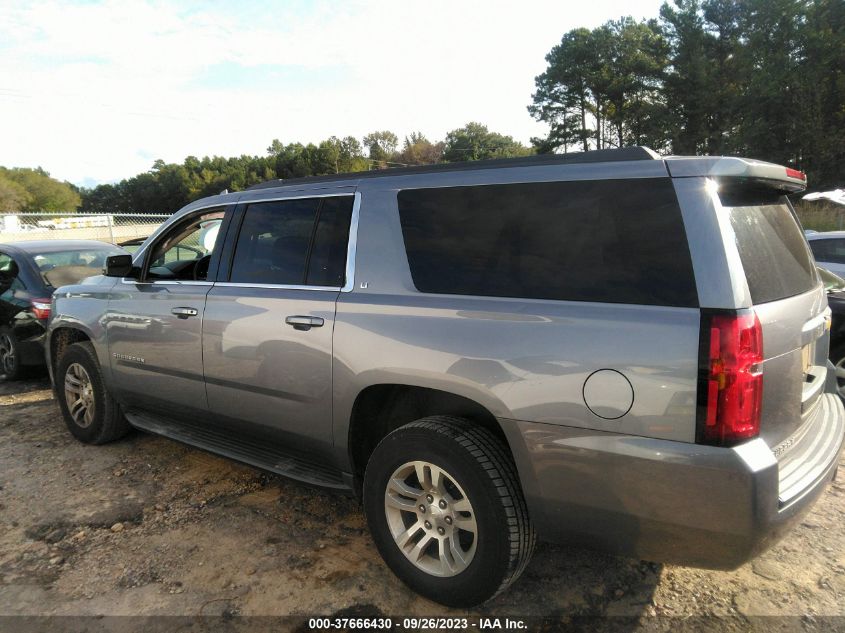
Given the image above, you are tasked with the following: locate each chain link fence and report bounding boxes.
[0,213,171,246]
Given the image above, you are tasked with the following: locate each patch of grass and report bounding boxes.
[795,200,845,232]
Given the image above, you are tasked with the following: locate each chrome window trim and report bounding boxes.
[120,279,213,286]
[215,282,340,292]
[124,190,360,292]
[341,191,361,293]
[239,191,355,204]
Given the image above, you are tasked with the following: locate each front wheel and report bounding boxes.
[363,416,535,607]
[56,341,130,444]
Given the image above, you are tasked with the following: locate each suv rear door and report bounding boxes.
[201,190,356,455]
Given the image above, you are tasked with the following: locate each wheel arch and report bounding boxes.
[345,383,519,495]
[47,324,97,384]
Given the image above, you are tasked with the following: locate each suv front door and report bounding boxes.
[202,192,355,455]
[106,207,228,419]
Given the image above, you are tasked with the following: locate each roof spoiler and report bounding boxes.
[665,156,807,193]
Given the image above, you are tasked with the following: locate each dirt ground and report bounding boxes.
[1,375,844,629]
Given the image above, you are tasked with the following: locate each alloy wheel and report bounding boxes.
[0,334,15,375]
[64,362,96,428]
[384,460,478,577]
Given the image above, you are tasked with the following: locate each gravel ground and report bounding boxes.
[1,375,844,630]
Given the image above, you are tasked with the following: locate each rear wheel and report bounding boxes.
[0,328,22,381]
[363,416,535,607]
[56,342,130,444]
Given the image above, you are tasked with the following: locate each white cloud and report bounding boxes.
[0,0,666,186]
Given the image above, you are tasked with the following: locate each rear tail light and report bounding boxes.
[786,167,806,181]
[30,298,52,321]
[698,310,763,446]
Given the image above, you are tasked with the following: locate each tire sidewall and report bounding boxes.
[0,327,21,381]
[831,343,845,370]
[56,344,109,443]
[364,425,513,606]
[831,342,845,398]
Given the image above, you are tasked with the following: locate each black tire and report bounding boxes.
[0,327,23,381]
[831,342,845,399]
[56,341,130,444]
[363,416,535,607]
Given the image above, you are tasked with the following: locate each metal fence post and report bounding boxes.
[107,214,115,244]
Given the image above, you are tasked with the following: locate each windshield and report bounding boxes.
[32,246,126,288]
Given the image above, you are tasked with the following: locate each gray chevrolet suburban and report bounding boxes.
[46,147,845,606]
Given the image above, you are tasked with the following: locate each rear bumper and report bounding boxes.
[500,393,844,569]
[16,323,47,367]
[17,337,46,366]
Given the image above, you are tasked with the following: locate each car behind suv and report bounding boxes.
[46,148,844,606]
[0,240,126,380]
[807,231,845,277]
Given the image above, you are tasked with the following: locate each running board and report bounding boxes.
[124,409,349,492]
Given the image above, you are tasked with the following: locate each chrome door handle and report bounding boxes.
[171,307,198,318]
[285,315,324,330]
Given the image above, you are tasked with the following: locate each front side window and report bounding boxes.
[146,210,224,281]
[229,196,353,287]
[397,179,698,307]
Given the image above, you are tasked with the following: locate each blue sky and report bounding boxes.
[0,0,667,187]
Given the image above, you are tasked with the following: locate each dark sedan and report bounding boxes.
[819,267,845,398]
[0,240,126,380]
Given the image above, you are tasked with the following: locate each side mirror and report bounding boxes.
[104,254,135,278]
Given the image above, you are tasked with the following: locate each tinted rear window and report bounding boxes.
[723,194,816,304]
[307,196,354,287]
[397,178,697,307]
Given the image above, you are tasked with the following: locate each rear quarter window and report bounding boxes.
[397,178,698,307]
[721,192,817,304]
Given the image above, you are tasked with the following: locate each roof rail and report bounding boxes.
[247,146,659,191]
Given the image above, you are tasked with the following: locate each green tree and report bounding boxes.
[603,18,669,149]
[731,0,806,166]
[797,0,845,188]
[0,174,32,212]
[397,133,445,165]
[442,123,531,162]
[0,167,80,212]
[317,136,369,173]
[530,18,669,152]
[660,0,714,154]
[363,131,399,164]
[700,0,743,153]
[529,28,597,152]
